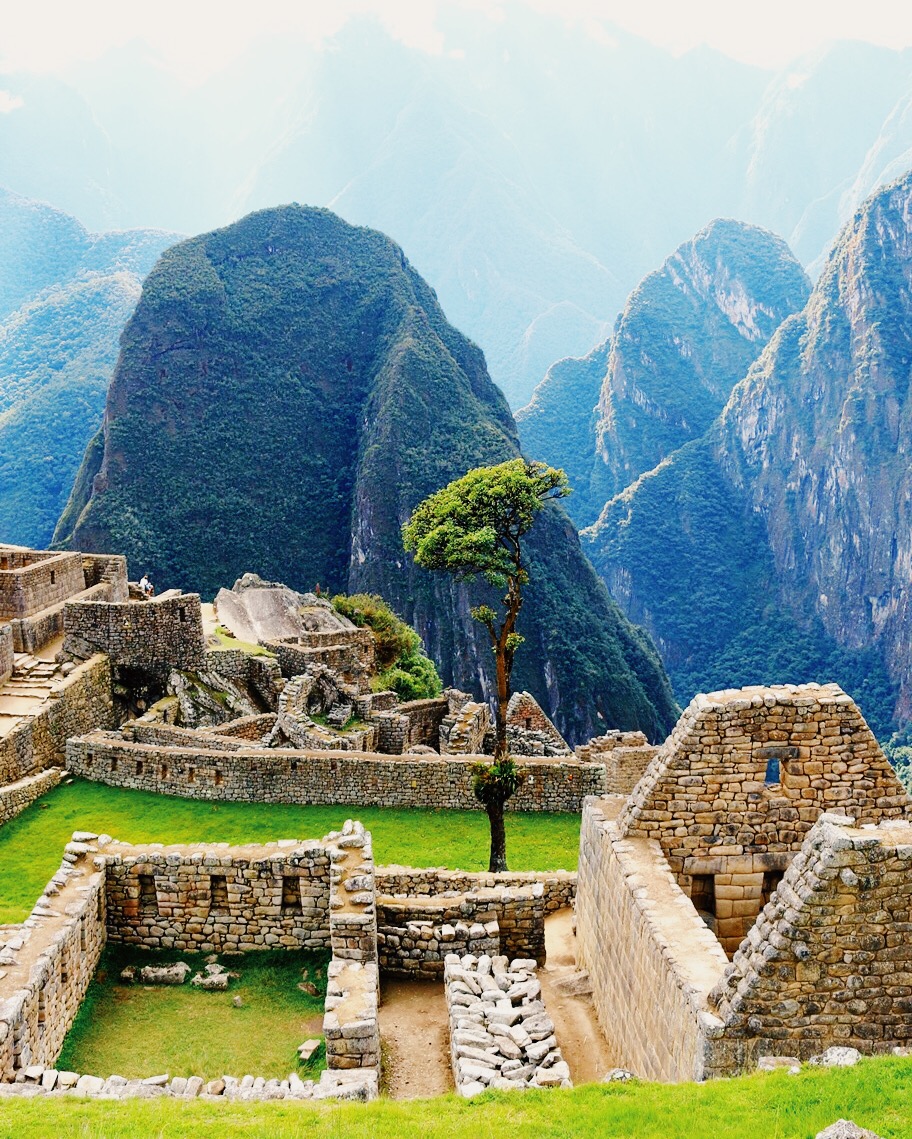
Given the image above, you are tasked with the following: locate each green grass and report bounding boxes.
[58,947,328,1082]
[1,1059,911,1137]
[0,780,580,923]
[211,627,274,656]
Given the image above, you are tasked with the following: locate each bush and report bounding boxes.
[332,593,442,700]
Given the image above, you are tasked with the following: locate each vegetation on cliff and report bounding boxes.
[0,188,175,546]
[585,174,912,737]
[56,205,677,743]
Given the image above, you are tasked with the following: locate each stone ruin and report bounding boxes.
[575,683,912,1080]
[4,539,912,1100]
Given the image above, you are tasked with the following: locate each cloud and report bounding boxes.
[0,91,24,114]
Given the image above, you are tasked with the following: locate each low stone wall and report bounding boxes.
[0,840,107,1079]
[323,960,381,1072]
[103,840,334,954]
[375,867,576,914]
[575,797,729,1082]
[208,714,277,741]
[377,884,544,971]
[373,698,449,754]
[124,721,251,752]
[0,623,12,685]
[444,952,571,1095]
[202,650,282,710]
[377,911,499,976]
[0,768,63,826]
[66,732,605,812]
[0,655,112,784]
[64,593,206,672]
[263,634,374,691]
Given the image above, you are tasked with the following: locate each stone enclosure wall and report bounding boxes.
[377,883,544,976]
[576,796,729,1082]
[66,731,606,812]
[575,730,658,795]
[0,769,64,825]
[0,840,107,1078]
[375,867,576,915]
[0,623,12,685]
[0,655,113,786]
[64,592,206,672]
[0,549,86,620]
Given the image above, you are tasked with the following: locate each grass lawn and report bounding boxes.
[0,780,580,923]
[58,947,328,1082]
[2,1059,911,1138]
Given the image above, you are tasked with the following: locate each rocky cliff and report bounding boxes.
[517,220,809,527]
[585,173,912,735]
[56,205,677,743]
[591,219,810,504]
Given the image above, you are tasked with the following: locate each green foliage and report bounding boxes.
[332,592,442,700]
[59,947,328,1081]
[0,781,580,924]
[402,458,570,587]
[586,437,898,738]
[471,757,524,808]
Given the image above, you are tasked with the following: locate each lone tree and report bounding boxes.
[402,458,570,871]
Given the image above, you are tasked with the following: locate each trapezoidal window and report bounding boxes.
[210,875,229,913]
[281,876,303,915]
[139,874,159,914]
[764,757,781,785]
[761,870,785,909]
[690,874,716,929]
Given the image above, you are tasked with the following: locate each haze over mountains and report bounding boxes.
[3,10,912,403]
[537,172,912,740]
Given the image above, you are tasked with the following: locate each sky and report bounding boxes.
[2,0,912,77]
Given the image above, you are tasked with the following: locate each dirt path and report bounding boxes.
[539,908,618,1084]
[379,978,453,1100]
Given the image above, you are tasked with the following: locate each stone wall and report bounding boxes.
[201,650,283,711]
[0,550,85,621]
[505,691,572,757]
[0,623,12,685]
[575,797,729,1082]
[0,840,107,1079]
[575,730,657,795]
[66,731,606,812]
[375,867,576,915]
[439,701,490,754]
[64,593,206,672]
[0,655,112,785]
[101,820,380,959]
[80,554,129,602]
[619,684,911,954]
[263,631,375,691]
[370,697,450,755]
[0,768,63,826]
[9,581,114,655]
[323,960,381,1072]
[377,909,499,977]
[708,815,912,1067]
[377,883,544,975]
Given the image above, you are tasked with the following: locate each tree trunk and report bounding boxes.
[486,799,508,872]
[494,645,509,761]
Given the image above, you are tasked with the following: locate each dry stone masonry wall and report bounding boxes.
[64,593,206,673]
[575,730,658,795]
[619,684,911,954]
[0,839,107,1078]
[375,866,576,915]
[66,731,606,811]
[444,952,572,1095]
[0,769,64,825]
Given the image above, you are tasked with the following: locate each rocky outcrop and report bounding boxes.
[56,206,677,744]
